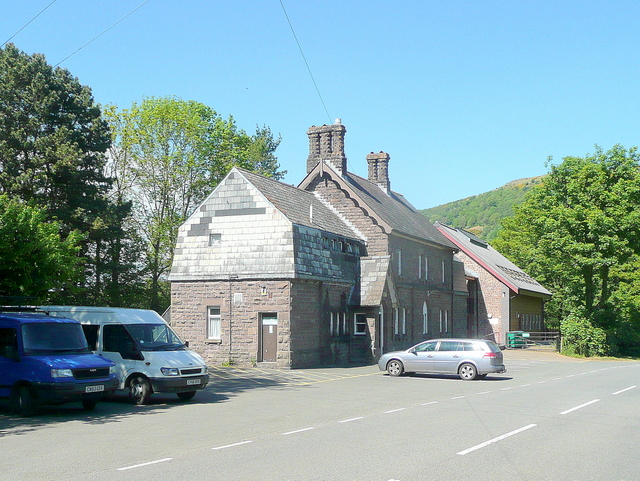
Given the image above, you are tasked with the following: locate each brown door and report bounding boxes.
[260,314,278,362]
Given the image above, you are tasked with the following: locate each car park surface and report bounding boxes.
[2,348,639,481]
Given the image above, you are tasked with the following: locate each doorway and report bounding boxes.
[260,313,278,362]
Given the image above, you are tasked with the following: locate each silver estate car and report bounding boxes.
[378,338,507,380]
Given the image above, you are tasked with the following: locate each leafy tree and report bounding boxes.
[0,43,117,304]
[494,145,640,355]
[104,97,284,311]
[0,195,83,302]
[0,43,112,231]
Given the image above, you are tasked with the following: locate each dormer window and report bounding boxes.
[209,233,221,246]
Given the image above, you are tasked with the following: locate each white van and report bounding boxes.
[39,306,209,405]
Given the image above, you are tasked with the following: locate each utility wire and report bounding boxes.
[2,0,58,48]
[54,0,150,67]
[279,0,332,124]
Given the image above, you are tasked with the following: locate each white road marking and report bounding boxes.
[451,395,466,400]
[612,386,636,395]
[340,417,364,423]
[384,408,406,414]
[117,458,173,471]
[477,391,492,395]
[282,427,315,435]
[457,424,537,455]
[212,440,253,450]
[560,399,600,415]
[421,401,438,406]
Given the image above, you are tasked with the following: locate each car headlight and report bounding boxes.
[109,366,116,375]
[203,365,208,374]
[161,367,180,376]
[51,368,74,378]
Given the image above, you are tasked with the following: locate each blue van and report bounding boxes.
[0,312,119,416]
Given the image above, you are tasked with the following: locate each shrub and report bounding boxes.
[560,314,608,357]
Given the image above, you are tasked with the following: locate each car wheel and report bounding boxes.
[12,386,37,417]
[129,376,152,405]
[82,399,97,411]
[387,359,404,377]
[177,391,196,401]
[459,363,477,380]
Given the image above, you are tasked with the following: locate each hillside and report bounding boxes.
[421,176,544,240]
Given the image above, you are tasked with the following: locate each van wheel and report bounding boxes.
[12,386,37,417]
[129,376,151,405]
[177,391,196,401]
[82,399,97,411]
[459,363,477,381]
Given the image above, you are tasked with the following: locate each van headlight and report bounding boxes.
[51,368,74,378]
[161,367,180,376]
[203,365,208,374]
[109,366,116,375]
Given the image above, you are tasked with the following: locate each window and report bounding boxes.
[207,306,221,340]
[354,313,367,335]
[82,324,99,351]
[425,256,429,280]
[422,302,428,335]
[341,313,348,335]
[414,341,437,352]
[0,327,17,358]
[209,233,221,246]
[393,308,399,335]
[330,312,335,336]
[438,340,460,351]
[441,260,446,283]
[103,324,141,360]
[397,250,402,276]
[401,308,406,335]
[418,255,422,279]
[439,309,449,333]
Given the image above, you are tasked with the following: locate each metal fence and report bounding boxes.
[506,330,560,350]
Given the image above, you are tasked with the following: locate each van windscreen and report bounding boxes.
[125,324,185,351]
[22,323,90,355]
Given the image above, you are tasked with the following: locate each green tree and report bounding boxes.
[0,195,83,302]
[0,43,117,304]
[104,97,284,311]
[494,145,640,354]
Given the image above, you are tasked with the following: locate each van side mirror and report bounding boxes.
[184,340,189,348]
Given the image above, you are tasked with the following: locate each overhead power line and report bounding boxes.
[279,0,332,124]
[1,0,58,48]
[54,0,150,67]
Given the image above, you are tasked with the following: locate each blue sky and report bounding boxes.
[3,1,640,208]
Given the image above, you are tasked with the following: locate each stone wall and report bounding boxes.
[171,279,292,367]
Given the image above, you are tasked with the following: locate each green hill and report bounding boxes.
[421,176,544,241]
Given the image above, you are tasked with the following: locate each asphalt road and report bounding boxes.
[1,349,639,481]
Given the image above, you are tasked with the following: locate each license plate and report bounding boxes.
[85,385,104,393]
[186,379,201,386]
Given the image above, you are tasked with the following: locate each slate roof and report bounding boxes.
[299,163,456,250]
[349,256,391,306]
[344,172,455,248]
[436,223,552,297]
[236,168,361,240]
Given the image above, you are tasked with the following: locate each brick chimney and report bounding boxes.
[306,119,347,175]
[367,151,390,192]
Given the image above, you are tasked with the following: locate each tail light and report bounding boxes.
[483,352,498,359]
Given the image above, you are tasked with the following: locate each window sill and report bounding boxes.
[205,339,222,344]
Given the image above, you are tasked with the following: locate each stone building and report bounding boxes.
[435,223,552,346]
[169,121,468,368]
